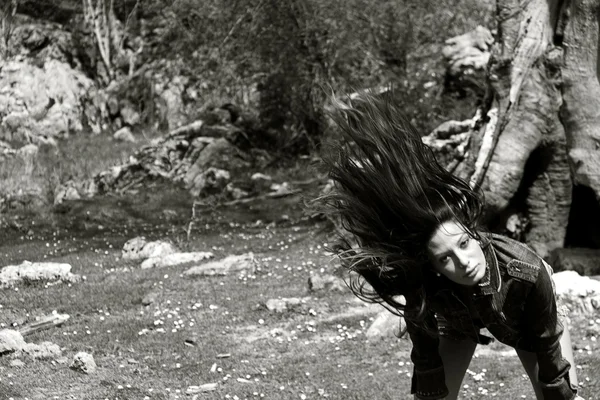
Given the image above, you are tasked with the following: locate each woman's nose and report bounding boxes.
[455,251,471,269]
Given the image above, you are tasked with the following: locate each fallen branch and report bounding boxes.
[222,188,303,206]
[19,313,70,337]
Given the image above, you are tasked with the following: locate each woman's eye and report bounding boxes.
[439,256,449,264]
[460,238,470,248]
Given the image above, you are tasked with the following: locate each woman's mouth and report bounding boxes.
[464,266,478,278]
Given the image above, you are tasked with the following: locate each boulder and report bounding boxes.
[553,271,600,314]
[0,60,96,144]
[0,330,26,355]
[184,253,255,277]
[70,352,96,374]
[141,252,214,269]
[0,261,81,288]
[184,138,240,185]
[11,17,77,64]
[122,237,178,261]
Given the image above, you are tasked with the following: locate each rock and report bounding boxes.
[442,26,493,94]
[141,292,158,306]
[265,297,305,313]
[22,342,62,359]
[184,253,255,277]
[0,330,26,355]
[0,261,81,288]
[10,359,25,367]
[70,352,96,374]
[0,60,95,144]
[122,237,178,261]
[553,271,600,314]
[251,173,273,193]
[54,182,81,205]
[120,101,141,126]
[11,18,77,64]
[307,274,346,292]
[184,138,240,184]
[366,311,404,339]
[107,95,120,116]
[19,313,70,337]
[160,81,186,130]
[113,127,136,142]
[188,167,231,198]
[226,183,249,200]
[187,383,218,393]
[549,248,600,276]
[141,252,214,269]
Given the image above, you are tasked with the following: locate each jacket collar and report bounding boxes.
[472,233,501,296]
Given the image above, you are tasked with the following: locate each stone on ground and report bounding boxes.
[22,342,62,359]
[0,329,26,355]
[0,261,81,288]
[184,253,255,277]
[553,271,600,314]
[141,252,214,269]
[265,297,305,313]
[10,359,25,367]
[70,352,96,374]
[113,126,136,142]
[122,237,178,261]
[307,274,346,292]
[366,310,404,339]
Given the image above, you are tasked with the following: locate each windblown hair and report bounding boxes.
[317,93,484,322]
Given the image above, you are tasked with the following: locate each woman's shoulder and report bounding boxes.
[481,232,544,284]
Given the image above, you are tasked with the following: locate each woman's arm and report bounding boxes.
[405,304,449,400]
[523,261,578,400]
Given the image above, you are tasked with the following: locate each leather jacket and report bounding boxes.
[406,233,578,400]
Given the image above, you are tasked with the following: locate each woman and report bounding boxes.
[317,94,580,399]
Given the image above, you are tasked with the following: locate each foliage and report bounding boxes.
[128,0,495,152]
[14,0,494,152]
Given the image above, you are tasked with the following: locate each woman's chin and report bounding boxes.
[462,265,485,285]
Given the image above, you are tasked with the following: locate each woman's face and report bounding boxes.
[426,220,487,286]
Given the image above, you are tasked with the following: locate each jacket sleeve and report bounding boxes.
[405,299,448,400]
[523,260,578,400]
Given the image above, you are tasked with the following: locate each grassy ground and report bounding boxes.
[0,169,599,400]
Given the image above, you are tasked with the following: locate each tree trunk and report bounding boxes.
[82,0,126,84]
[0,0,17,59]
[435,0,600,258]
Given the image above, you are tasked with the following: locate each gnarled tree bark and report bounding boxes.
[0,0,17,59]
[433,0,600,258]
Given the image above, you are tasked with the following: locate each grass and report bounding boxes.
[0,182,599,400]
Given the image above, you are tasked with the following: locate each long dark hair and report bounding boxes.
[316,92,484,323]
